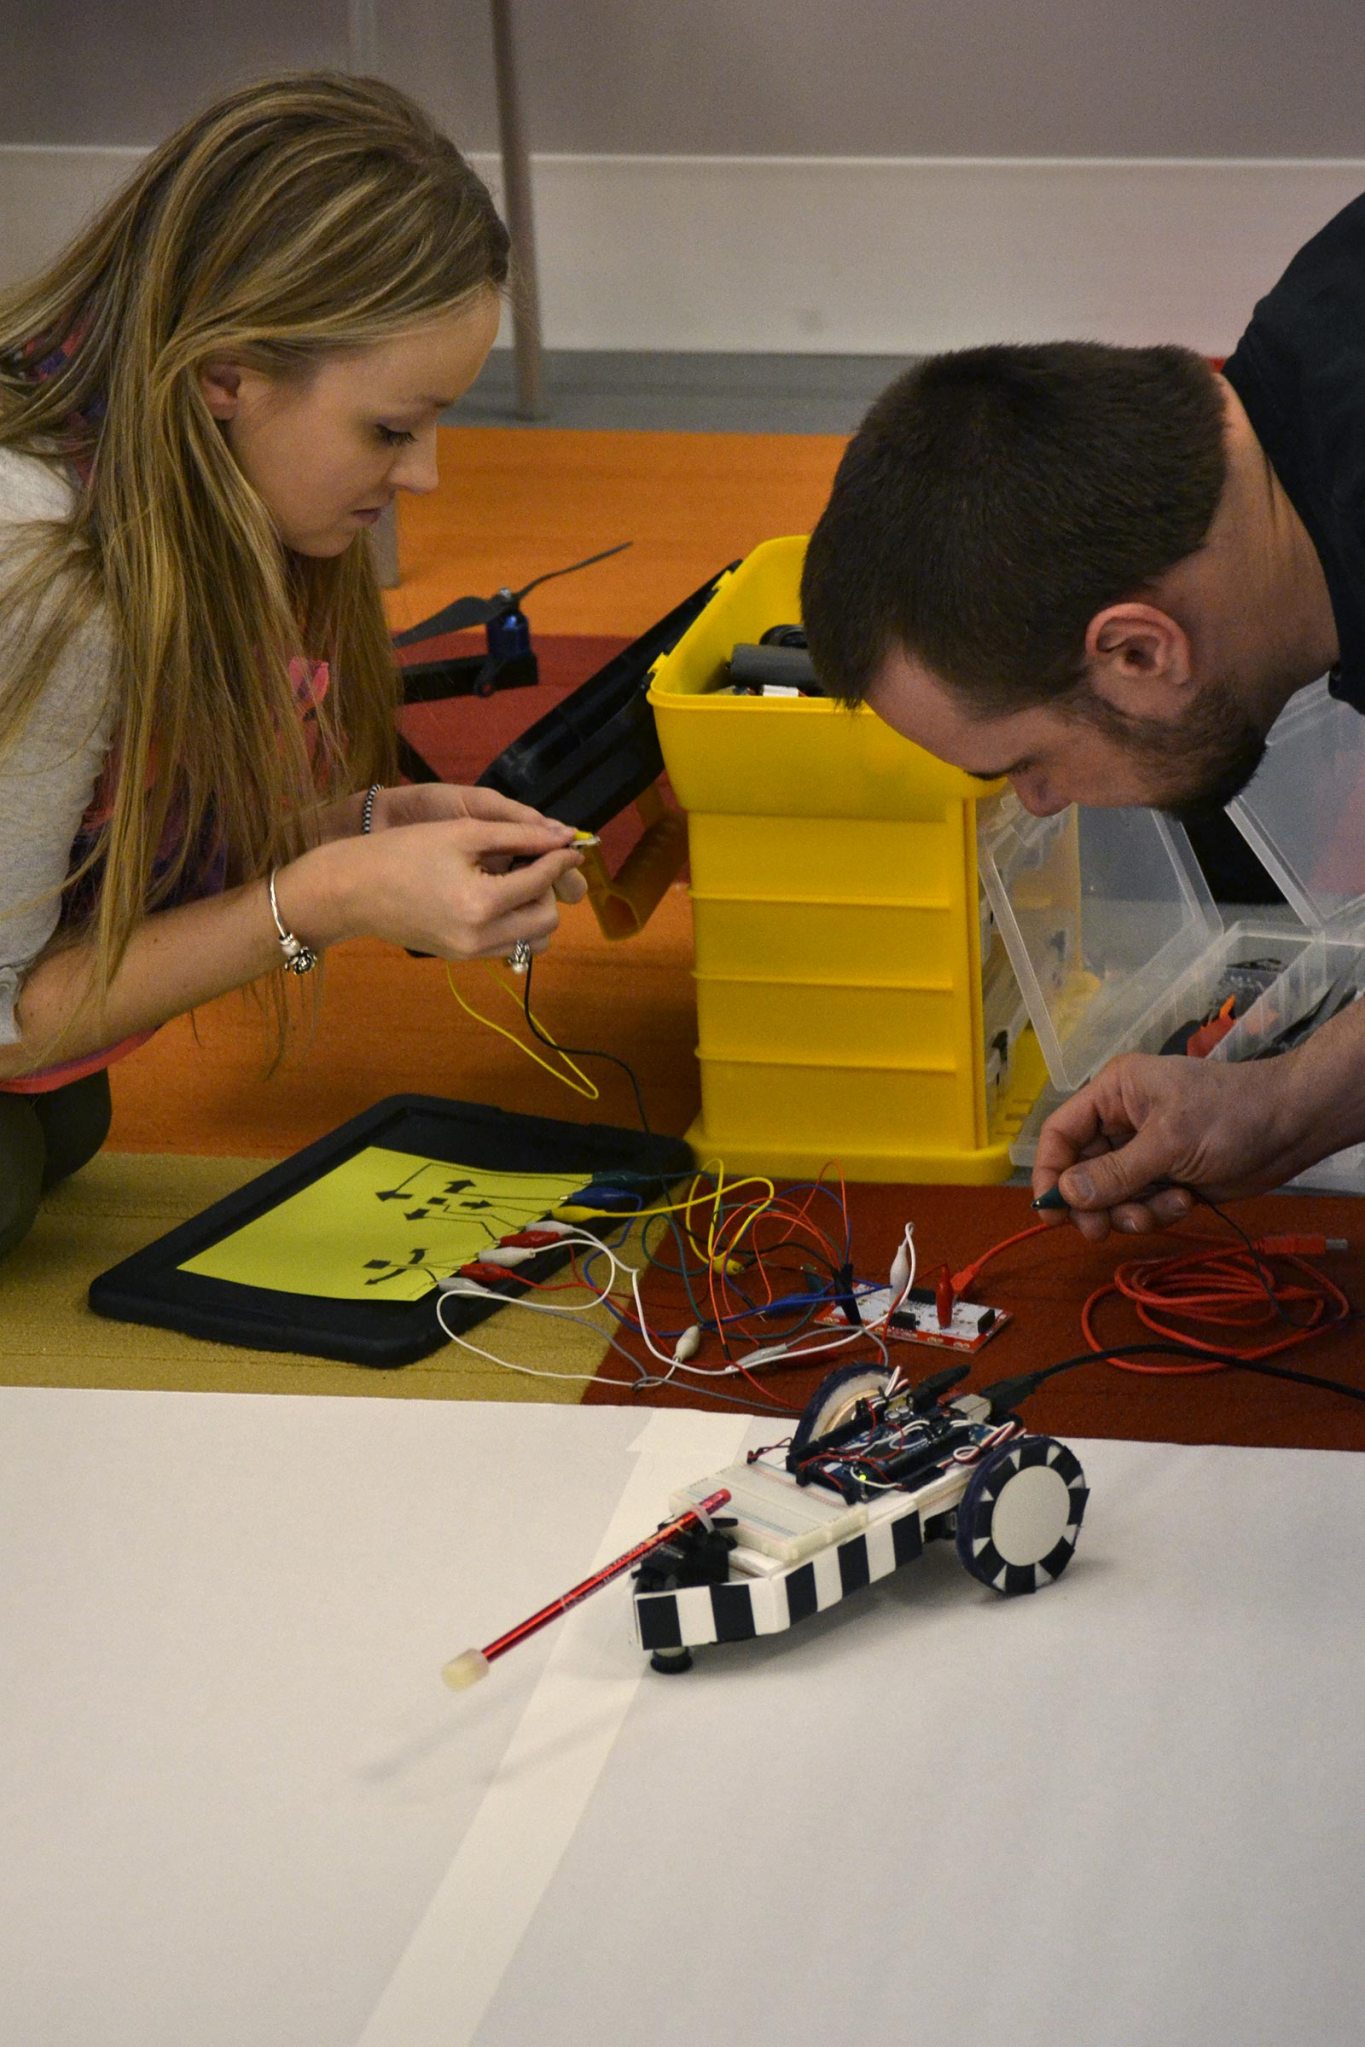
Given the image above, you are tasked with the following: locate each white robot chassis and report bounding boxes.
[631,1363,1089,1671]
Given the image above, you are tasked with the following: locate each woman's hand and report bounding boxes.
[285,813,587,962]
[328,782,589,905]
[3,797,586,1079]
[367,782,544,833]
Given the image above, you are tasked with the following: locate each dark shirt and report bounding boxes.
[1223,193,1365,713]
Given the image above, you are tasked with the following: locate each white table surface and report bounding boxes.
[1,1386,1362,2047]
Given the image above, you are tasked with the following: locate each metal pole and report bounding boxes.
[490,0,548,419]
[346,0,378,73]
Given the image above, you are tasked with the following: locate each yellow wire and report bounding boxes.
[556,1163,778,1267]
[444,962,601,1104]
[438,982,783,1257]
[695,1158,780,1266]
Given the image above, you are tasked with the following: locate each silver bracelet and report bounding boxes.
[360,783,383,835]
[267,869,318,975]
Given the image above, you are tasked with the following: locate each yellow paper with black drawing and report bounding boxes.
[177,1146,586,1302]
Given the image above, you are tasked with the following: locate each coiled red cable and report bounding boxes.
[1081,1237,1352,1373]
[952,1220,1353,1378]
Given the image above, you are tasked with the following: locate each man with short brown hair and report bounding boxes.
[802,198,1365,1236]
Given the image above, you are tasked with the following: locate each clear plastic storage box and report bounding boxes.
[990,679,1365,1192]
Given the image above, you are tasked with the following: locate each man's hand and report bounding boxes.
[1031,1050,1327,1240]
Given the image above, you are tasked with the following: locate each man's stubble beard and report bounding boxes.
[1091,674,1270,825]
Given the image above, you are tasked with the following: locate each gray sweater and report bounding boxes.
[0,446,114,1046]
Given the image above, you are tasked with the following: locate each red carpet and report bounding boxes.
[397,629,630,786]
[584,1181,1365,1453]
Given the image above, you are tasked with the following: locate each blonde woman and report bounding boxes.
[0,73,586,1261]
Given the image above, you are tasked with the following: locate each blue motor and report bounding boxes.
[487,604,532,663]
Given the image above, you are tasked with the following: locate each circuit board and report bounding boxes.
[816,1284,1011,1354]
[793,1402,994,1505]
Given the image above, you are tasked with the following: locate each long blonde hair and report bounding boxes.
[0,71,507,1042]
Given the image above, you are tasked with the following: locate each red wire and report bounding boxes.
[705,1170,851,1348]
[950,1221,1054,1295]
[542,1183,1351,1401]
[728,1356,801,1408]
[1081,1245,1351,1373]
[951,1215,1353,1378]
[687,1167,856,1382]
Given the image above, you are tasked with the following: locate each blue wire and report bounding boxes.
[575,1210,879,1343]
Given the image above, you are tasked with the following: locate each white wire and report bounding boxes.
[628,1262,688,1369]
[731,1316,890,1379]
[434,1289,662,1389]
[437,1301,650,1383]
[433,1209,899,1398]
[434,1228,707,1389]
[882,1222,918,1328]
[435,1229,652,1386]
[949,1419,1020,1464]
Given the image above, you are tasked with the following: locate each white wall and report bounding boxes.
[1,3,1362,354]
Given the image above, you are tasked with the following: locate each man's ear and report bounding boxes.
[198,360,244,421]
[1084,602,1193,720]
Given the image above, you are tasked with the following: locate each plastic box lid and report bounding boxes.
[980,677,1365,1092]
[978,799,1227,1091]
[1226,677,1365,930]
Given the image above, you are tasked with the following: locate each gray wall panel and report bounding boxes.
[0,1,349,144]
[392,0,1365,160]
[0,2,1361,159]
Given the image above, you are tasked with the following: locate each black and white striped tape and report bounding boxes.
[633,1503,925,1652]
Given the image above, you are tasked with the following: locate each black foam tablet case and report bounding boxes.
[89,1095,693,1367]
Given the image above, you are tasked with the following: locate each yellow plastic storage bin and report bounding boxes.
[647,534,1045,1182]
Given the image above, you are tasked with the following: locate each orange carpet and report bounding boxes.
[106,887,699,1158]
[383,425,848,643]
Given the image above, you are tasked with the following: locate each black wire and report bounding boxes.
[1233,1357,1365,1403]
[644,1337,1365,1463]
[521,956,652,1132]
[637,1206,863,1400]
[1180,1186,1299,1328]
[658,1211,723,1335]
[1008,1341,1365,1407]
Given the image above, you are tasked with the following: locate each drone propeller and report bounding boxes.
[390,541,632,648]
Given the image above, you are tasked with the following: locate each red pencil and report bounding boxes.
[443,1488,732,1689]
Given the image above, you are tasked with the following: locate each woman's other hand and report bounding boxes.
[359,783,589,904]
[291,811,586,960]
